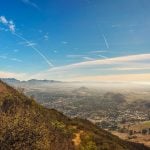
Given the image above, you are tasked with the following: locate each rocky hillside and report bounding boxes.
[0,80,149,150]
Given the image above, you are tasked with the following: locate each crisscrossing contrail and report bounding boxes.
[102,34,109,49]
[13,32,53,67]
[0,16,53,67]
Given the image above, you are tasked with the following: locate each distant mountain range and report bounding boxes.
[0,78,61,86]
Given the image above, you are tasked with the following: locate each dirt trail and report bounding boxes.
[72,130,83,146]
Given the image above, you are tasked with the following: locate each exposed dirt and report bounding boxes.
[72,130,83,146]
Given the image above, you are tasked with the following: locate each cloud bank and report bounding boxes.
[0,52,150,82]
[30,53,150,81]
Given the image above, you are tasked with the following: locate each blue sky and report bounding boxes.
[0,0,150,81]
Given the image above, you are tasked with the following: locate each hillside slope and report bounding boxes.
[0,81,149,150]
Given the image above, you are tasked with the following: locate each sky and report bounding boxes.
[0,0,150,82]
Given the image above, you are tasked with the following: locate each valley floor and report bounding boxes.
[111,131,150,148]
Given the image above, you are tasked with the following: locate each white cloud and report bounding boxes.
[0,55,7,59]
[11,58,22,63]
[13,49,19,53]
[9,24,15,32]
[83,57,95,61]
[44,34,49,40]
[31,53,150,81]
[53,50,57,53]
[71,74,150,82]
[89,50,107,54]
[1,53,149,82]
[26,41,37,47]
[0,55,22,63]
[61,53,150,71]
[0,16,15,32]
[0,16,8,24]
[21,0,39,9]
[98,54,108,59]
[61,41,68,45]
[18,41,37,47]
[111,66,150,71]
[67,54,85,58]
[67,55,96,61]
[39,30,42,33]
[67,52,108,60]
[112,24,121,28]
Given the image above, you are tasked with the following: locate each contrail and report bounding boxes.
[98,54,108,59]
[13,33,53,67]
[0,15,53,67]
[102,34,109,49]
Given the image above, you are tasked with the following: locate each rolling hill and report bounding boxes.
[0,80,149,150]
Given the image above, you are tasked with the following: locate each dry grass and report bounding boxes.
[0,83,7,93]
